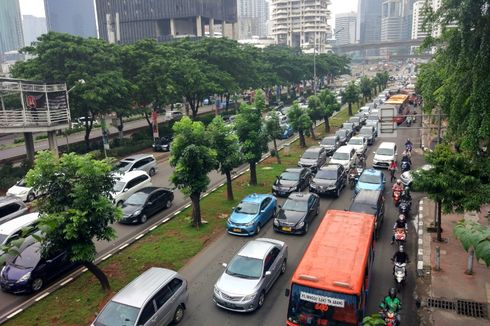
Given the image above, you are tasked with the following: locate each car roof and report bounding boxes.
[0,213,39,237]
[117,170,149,182]
[0,196,25,206]
[242,193,270,204]
[320,164,341,171]
[352,189,383,205]
[335,145,355,153]
[287,192,312,201]
[130,187,166,195]
[360,126,373,130]
[323,135,337,139]
[111,267,178,308]
[304,146,323,153]
[121,154,153,161]
[361,168,383,177]
[238,239,278,260]
[378,141,396,149]
[284,168,303,173]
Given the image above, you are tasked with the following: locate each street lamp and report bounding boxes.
[67,79,85,93]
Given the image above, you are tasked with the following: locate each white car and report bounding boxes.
[111,171,152,207]
[348,136,368,156]
[115,154,158,176]
[400,164,434,186]
[329,145,357,170]
[373,142,397,169]
[0,212,39,254]
[7,179,40,202]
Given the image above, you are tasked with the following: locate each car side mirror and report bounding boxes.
[46,259,53,264]
[265,271,272,276]
[221,263,227,268]
[231,206,235,211]
[285,288,290,297]
[373,151,376,154]
[123,188,128,192]
[147,201,153,206]
[261,209,266,213]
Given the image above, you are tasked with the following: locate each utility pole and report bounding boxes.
[313,37,317,95]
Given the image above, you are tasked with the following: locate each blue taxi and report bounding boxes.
[226,193,277,236]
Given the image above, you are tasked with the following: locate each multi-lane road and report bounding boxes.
[0,105,423,325]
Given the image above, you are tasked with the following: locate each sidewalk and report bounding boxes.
[417,198,490,325]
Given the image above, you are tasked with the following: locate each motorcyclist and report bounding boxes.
[389,160,398,182]
[349,164,359,178]
[401,187,412,202]
[380,288,402,318]
[391,214,408,244]
[392,245,410,265]
[401,153,412,165]
[392,179,404,195]
[405,138,413,152]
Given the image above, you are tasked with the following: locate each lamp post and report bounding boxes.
[65,79,85,153]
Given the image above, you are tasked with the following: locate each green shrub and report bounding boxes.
[13,138,25,144]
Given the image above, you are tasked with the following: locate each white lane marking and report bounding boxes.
[119,243,129,250]
[418,238,423,245]
[60,277,73,286]
[101,254,112,261]
[81,268,88,273]
[202,193,209,198]
[35,292,50,301]
[149,225,158,231]
[219,182,225,187]
[173,210,182,216]
[417,261,424,270]
[184,204,191,209]
[161,217,170,224]
[135,233,145,240]
[6,309,23,319]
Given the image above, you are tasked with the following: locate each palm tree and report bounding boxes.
[342,82,360,116]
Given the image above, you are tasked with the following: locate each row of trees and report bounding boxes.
[414,0,490,267]
[11,32,351,151]
[340,72,389,116]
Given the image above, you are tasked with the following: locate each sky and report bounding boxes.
[19,0,358,20]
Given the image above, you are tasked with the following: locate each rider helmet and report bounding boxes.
[398,214,405,221]
[396,179,401,185]
[389,287,397,298]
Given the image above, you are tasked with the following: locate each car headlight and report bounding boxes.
[244,221,255,226]
[297,221,305,228]
[1,266,6,278]
[17,272,31,283]
[273,218,279,226]
[243,293,257,301]
[132,210,142,217]
[19,189,29,195]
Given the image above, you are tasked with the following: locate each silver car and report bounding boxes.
[213,238,288,312]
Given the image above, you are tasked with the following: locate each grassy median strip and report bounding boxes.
[5,115,344,325]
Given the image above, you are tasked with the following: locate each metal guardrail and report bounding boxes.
[0,109,69,127]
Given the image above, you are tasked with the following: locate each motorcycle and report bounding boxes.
[380,309,400,326]
[399,197,412,219]
[405,143,413,153]
[349,168,363,189]
[393,190,402,206]
[406,116,412,127]
[393,261,407,291]
[394,228,407,245]
[400,160,411,173]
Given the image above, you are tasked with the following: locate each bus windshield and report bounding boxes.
[287,284,358,326]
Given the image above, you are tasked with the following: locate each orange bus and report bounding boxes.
[285,210,376,326]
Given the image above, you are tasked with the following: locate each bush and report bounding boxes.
[107,139,153,157]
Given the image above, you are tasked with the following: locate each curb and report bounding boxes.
[417,198,425,276]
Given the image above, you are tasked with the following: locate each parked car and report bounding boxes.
[360,126,376,145]
[226,194,277,236]
[115,154,158,176]
[400,164,434,186]
[93,267,188,326]
[6,179,41,202]
[359,105,371,115]
[272,168,311,197]
[349,189,385,239]
[298,147,327,172]
[167,110,183,121]
[365,115,379,136]
[329,145,357,170]
[335,129,349,145]
[348,116,361,131]
[0,212,39,257]
[355,168,386,194]
[373,142,397,169]
[355,112,367,124]
[341,122,355,138]
[120,187,174,224]
[213,238,288,312]
[348,136,368,156]
[152,136,173,152]
[278,124,294,139]
[0,197,28,225]
[0,235,77,293]
[273,192,320,234]
[309,164,346,197]
[111,171,153,207]
[319,135,340,156]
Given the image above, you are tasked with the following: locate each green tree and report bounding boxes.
[264,111,283,164]
[318,89,339,133]
[307,95,323,140]
[4,151,121,291]
[235,102,268,186]
[359,76,373,101]
[170,117,217,228]
[342,82,360,116]
[287,103,312,148]
[207,116,242,201]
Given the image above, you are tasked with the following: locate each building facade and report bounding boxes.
[22,15,47,46]
[411,1,428,39]
[237,0,269,39]
[335,12,357,46]
[44,0,97,38]
[379,0,415,55]
[271,0,331,53]
[0,0,24,54]
[357,0,383,55]
[95,0,238,44]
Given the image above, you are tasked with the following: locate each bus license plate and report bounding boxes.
[282,227,292,232]
[233,228,241,233]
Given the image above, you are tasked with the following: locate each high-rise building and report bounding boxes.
[271,0,331,53]
[22,15,47,46]
[238,0,269,39]
[95,0,238,44]
[44,0,97,38]
[335,12,357,45]
[0,0,24,54]
[357,0,383,44]
[411,1,428,39]
[380,0,415,54]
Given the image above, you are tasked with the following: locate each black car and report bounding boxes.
[319,135,340,156]
[298,147,327,172]
[120,187,174,224]
[309,164,346,197]
[272,168,312,197]
[348,189,385,239]
[273,193,320,235]
[335,129,349,145]
[152,136,173,152]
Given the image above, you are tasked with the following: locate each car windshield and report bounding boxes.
[348,138,363,145]
[342,123,352,129]
[336,130,346,137]
[124,192,148,205]
[350,203,377,215]
[359,174,381,184]
[0,234,8,245]
[321,138,336,145]
[226,255,263,279]
[367,115,378,121]
[280,172,300,181]
[112,181,126,193]
[16,179,27,187]
[302,151,319,159]
[315,170,337,180]
[349,118,359,122]
[12,243,40,269]
[377,148,394,156]
[282,199,308,212]
[95,301,139,326]
[115,161,130,172]
[360,129,371,135]
[235,202,259,215]
[332,152,349,160]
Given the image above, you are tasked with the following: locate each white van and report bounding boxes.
[0,212,39,249]
[111,171,152,207]
[373,142,397,168]
[330,145,357,170]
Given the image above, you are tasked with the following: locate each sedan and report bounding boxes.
[6,179,42,202]
[309,164,346,197]
[297,147,327,172]
[400,164,434,186]
[120,187,174,224]
[272,168,311,197]
[152,135,172,152]
[273,193,320,235]
[213,238,288,312]
[0,236,77,293]
[226,194,277,236]
[278,124,294,139]
[335,129,349,145]
[355,168,386,194]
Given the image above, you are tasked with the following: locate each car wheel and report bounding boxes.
[173,304,185,324]
[165,200,172,209]
[280,259,287,275]
[256,224,261,235]
[26,192,35,202]
[257,291,266,309]
[149,168,156,176]
[336,187,341,198]
[304,222,309,234]
[139,214,147,224]
[31,278,43,292]
[116,201,124,208]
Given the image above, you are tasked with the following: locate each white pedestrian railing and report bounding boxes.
[0,109,70,127]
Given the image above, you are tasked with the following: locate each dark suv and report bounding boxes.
[348,189,385,239]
